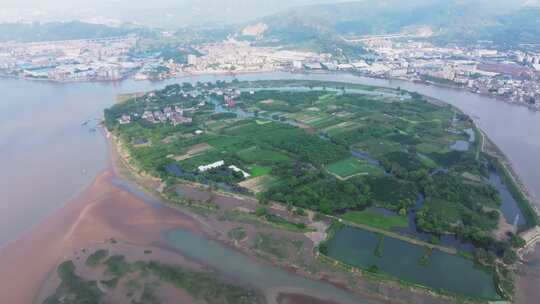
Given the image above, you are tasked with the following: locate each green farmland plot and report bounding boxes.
[326,157,382,179]
[342,210,409,230]
[249,166,272,177]
[236,146,292,165]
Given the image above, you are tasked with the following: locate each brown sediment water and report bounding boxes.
[276,293,340,304]
[516,243,540,304]
[0,169,198,304]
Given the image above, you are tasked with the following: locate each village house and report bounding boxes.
[118,114,131,124]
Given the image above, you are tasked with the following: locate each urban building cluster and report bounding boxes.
[160,39,330,76]
[337,39,540,109]
[0,35,141,81]
[2,32,539,110]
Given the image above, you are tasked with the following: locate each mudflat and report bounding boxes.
[0,169,198,304]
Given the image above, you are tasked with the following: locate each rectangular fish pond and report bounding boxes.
[325,226,500,300]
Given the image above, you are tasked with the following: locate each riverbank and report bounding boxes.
[349,71,540,113]
[0,73,133,84]
[5,66,538,112]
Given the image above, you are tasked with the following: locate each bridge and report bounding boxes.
[342,33,418,43]
[341,28,433,43]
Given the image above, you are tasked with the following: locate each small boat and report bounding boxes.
[81,120,90,126]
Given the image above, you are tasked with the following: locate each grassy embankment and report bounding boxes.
[489,153,539,229]
[480,128,539,229]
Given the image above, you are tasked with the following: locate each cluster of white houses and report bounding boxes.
[197,160,251,178]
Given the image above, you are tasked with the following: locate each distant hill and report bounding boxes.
[473,8,540,48]
[0,21,149,43]
[253,0,540,49]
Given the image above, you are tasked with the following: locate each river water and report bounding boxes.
[0,72,539,301]
[0,78,175,247]
[165,229,380,304]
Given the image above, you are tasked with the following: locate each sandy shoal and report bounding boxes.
[0,169,198,304]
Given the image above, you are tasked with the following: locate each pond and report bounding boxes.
[450,140,470,151]
[464,128,476,143]
[326,226,499,300]
[488,171,527,228]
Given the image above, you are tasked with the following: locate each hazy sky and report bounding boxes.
[0,0,357,27]
[1,0,535,28]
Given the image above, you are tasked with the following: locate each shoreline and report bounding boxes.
[349,71,540,113]
[3,68,538,112]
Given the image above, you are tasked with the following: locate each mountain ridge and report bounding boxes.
[250,0,540,48]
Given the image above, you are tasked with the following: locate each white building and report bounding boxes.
[187,54,198,66]
[475,49,498,58]
[228,165,251,178]
[198,160,224,172]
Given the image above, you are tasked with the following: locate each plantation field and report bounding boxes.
[249,166,272,177]
[236,146,292,165]
[326,157,382,179]
[342,210,409,230]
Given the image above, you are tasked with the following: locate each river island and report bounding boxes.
[37,79,540,304]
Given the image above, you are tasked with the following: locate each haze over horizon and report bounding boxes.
[0,0,358,27]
